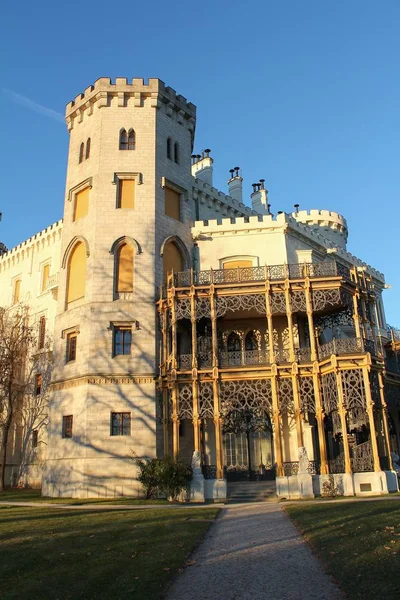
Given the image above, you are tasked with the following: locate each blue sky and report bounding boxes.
[1,1,399,321]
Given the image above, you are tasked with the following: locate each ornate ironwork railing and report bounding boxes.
[219,350,270,367]
[329,453,345,474]
[295,347,312,363]
[283,461,319,476]
[318,337,375,360]
[170,261,351,288]
[178,354,192,370]
[351,440,373,473]
[202,465,217,480]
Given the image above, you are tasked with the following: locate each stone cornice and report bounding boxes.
[51,373,156,391]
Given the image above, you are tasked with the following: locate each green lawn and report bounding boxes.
[0,504,219,599]
[0,488,169,505]
[285,500,400,600]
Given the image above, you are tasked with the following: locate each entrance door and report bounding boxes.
[223,416,274,481]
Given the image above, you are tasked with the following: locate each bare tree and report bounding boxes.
[0,305,51,491]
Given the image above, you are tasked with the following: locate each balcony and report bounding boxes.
[46,272,59,290]
[318,337,375,360]
[175,337,374,370]
[169,261,351,288]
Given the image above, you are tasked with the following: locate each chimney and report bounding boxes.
[191,149,213,185]
[251,179,270,214]
[227,167,243,202]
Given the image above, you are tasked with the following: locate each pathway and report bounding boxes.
[166,502,344,600]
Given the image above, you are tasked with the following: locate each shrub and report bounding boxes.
[132,454,192,501]
[321,474,339,498]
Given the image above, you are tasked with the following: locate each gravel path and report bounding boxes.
[166,502,344,600]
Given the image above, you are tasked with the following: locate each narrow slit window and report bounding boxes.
[66,333,77,362]
[62,415,73,438]
[174,142,179,164]
[42,264,50,292]
[35,373,42,396]
[85,138,91,159]
[167,137,172,160]
[119,129,128,150]
[128,129,135,150]
[38,316,46,350]
[79,142,84,163]
[13,279,21,305]
[116,244,134,292]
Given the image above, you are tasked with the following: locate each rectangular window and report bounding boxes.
[111,412,131,436]
[62,415,73,438]
[118,179,135,209]
[113,326,132,356]
[13,279,21,305]
[165,187,181,221]
[35,373,42,396]
[32,430,38,448]
[38,316,46,350]
[42,264,50,292]
[73,186,89,221]
[66,333,77,362]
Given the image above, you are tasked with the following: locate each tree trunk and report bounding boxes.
[0,408,13,491]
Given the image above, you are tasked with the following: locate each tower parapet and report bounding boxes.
[65,77,196,133]
[292,209,348,248]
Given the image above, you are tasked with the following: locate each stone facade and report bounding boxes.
[0,76,399,498]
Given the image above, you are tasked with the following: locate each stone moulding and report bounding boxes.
[51,374,156,391]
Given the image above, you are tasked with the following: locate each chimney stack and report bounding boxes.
[227,166,243,203]
[251,179,270,214]
[191,149,214,185]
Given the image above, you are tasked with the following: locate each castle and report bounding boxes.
[1,77,399,499]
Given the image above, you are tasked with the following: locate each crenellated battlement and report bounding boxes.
[193,178,258,218]
[0,220,63,273]
[65,77,196,131]
[191,212,384,282]
[292,209,348,243]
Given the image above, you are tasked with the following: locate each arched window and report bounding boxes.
[85,138,91,159]
[116,243,134,293]
[167,137,172,160]
[163,241,184,282]
[245,331,258,351]
[174,142,179,164]
[67,242,87,306]
[127,129,135,150]
[227,332,241,352]
[119,129,128,150]
[78,142,84,164]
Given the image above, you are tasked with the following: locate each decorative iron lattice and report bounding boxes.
[178,354,192,370]
[321,372,338,413]
[308,262,337,278]
[275,348,291,364]
[351,440,373,472]
[295,347,312,363]
[318,337,365,360]
[176,298,191,320]
[178,384,193,419]
[215,294,266,317]
[299,377,316,413]
[268,264,286,279]
[220,380,272,433]
[278,378,294,415]
[196,297,211,319]
[342,369,368,431]
[202,465,217,479]
[315,309,354,333]
[341,290,354,310]
[329,453,345,474]
[291,290,307,312]
[336,263,351,280]
[283,462,299,476]
[271,293,287,314]
[199,382,214,419]
[312,289,341,312]
[175,272,191,287]
[384,382,400,409]
[198,353,212,368]
[369,370,381,407]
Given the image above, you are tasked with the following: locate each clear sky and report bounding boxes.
[1,1,399,321]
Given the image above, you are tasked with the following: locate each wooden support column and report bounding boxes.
[362,366,383,472]
[212,379,224,479]
[190,285,201,452]
[304,278,317,361]
[271,371,284,476]
[285,283,296,362]
[163,388,169,456]
[190,285,197,369]
[291,365,304,447]
[312,369,329,474]
[171,382,180,457]
[161,301,168,371]
[170,287,178,370]
[192,380,201,452]
[265,281,275,364]
[335,369,352,474]
[378,371,394,470]
[352,293,362,339]
[210,284,218,368]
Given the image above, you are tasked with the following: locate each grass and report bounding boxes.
[0,488,170,505]
[285,500,400,600]
[0,504,219,599]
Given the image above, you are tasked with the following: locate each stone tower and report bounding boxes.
[43,78,196,498]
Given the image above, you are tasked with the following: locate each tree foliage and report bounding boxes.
[132,453,192,500]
